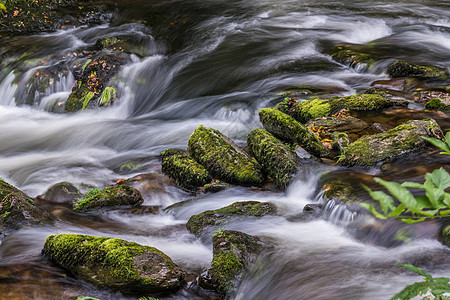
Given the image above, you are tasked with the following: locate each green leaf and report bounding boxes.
[414,196,433,210]
[375,178,421,213]
[439,209,450,216]
[444,193,450,207]
[389,203,406,217]
[423,181,445,208]
[417,209,439,218]
[422,136,450,152]
[400,217,427,223]
[362,185,395,215]
[397,263,433,280]
[390,281,432,300]
[426,167,450,190]
[401,181,424,189]
[0,3,6,11]
[359,203,387,219]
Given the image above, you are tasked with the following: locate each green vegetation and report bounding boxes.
[73,185,143,210]
[425,98,450,111]
[390,263,450,300]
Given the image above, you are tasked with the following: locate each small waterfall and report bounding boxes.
[322,199,357,226]
[0,72,17,106]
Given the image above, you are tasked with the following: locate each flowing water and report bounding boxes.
[0,0,450,299]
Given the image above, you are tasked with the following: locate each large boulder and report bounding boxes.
[73,185,143,210]
[186,201,276,236]
[287,94,403,124]
[43,234,185,293]
[199,230,262,297]
[387,61,447,79]
[188,125,264,186]
[337,119,444,167]
[247,129,300,188]
[258,108,327,157]
[0,179,51,231]
[161,149,211,190]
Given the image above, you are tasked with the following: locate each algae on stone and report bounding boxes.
[73,185,143,210]
[186,201,276,236]
[161,149,211,190]
[43,234,185,293]
[188,125,264,185]
[387,61,447,79]
[199,230,262,297]
[258,108,328,157]
[425,98,450,111]
[337,119,444,167]
[247,129,300,188]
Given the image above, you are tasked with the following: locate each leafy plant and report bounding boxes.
[423,132,450,156]
[390,263,450,300]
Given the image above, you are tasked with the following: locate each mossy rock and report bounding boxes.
[203,180,231,193]
[188,125,264,186]
[387,61,447,79]
[306,114,368,135]
[161,149,211,190]
[329,46,375,70]
[258,108,328,157]
[43,234,185,293]
[95,35,150,58]
[41,181,83,204]
[337,119,444,167]
[73,185,143,210]
[331,131,350,151]
[186,201,276,236]
[0,179,51,230]
[247,129,300,188]
[199,230,262,297]
[425,98,450,111]
[439,224,450,247]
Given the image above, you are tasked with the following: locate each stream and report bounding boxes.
[0,0,449,299]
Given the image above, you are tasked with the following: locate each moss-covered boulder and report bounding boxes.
[186,201,276,236]
[425,98,450,111]
[0,179,51,230]
[73,185,143,210]
[43,234,185,293]
[387,61,447,79]
[199,230,262,297]
[329,45,375,71]
[247,129,300,188]
[331,131,350,151]
[439,224,450,247]
[41,182,83,204]
[259,108,327,157]
[337,119,444,167]
[188,125,264,186]
[161,149,211,190]
[288,94,401,124]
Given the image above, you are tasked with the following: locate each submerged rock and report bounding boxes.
[259,108,327,157]
[43,234,185,293]
[161,149,211,190]
[41,182,83,204]
[199,230,262,297]
[387,61,447,79]
[247,129,300,188]
[188,125,264,186]
[288,94,403,124]
[329,45,375,71]
[337,119,444,167]
[186,201,276,236]
[0,179,51,230]
[73,185,143,210]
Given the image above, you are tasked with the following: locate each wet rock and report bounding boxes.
[73,185,143,210]
[161,149,211,190]
[188,125,264,186]
[65,53,126,113]
[95,35,152,58]
[199,230,262,297]
[41,182,83,204]
[438,224,450,247]
[288,94,405,124]
[247,129,300,189]
[43,233,185,293]
[0,179,51,231]
[387,61,447,79]
[306,112,369,135]
[203,180,231,193]
[329,45,375,71]
[303,204,324,217]
[331,132,350,151]
[258,108,327,157]
[337,119,444,167]
[186,201,276,237]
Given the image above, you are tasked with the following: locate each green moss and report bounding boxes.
[43,234,185,293]
[330,47,375,70]
[247,129,299,188]
[188,125,264,185]
[440,225,450,247]
[289,99,332,123]
[425,98,450,111]
[65,83,92,113]
[98,87,116,107]
[337,119,443,167]
[161,152,211,189]
[259,108,328,157]
[387,61,447,79]
[186,201,276,236]
[331,132,350,151]
[211,251,243,292]
[73,185,143,210]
